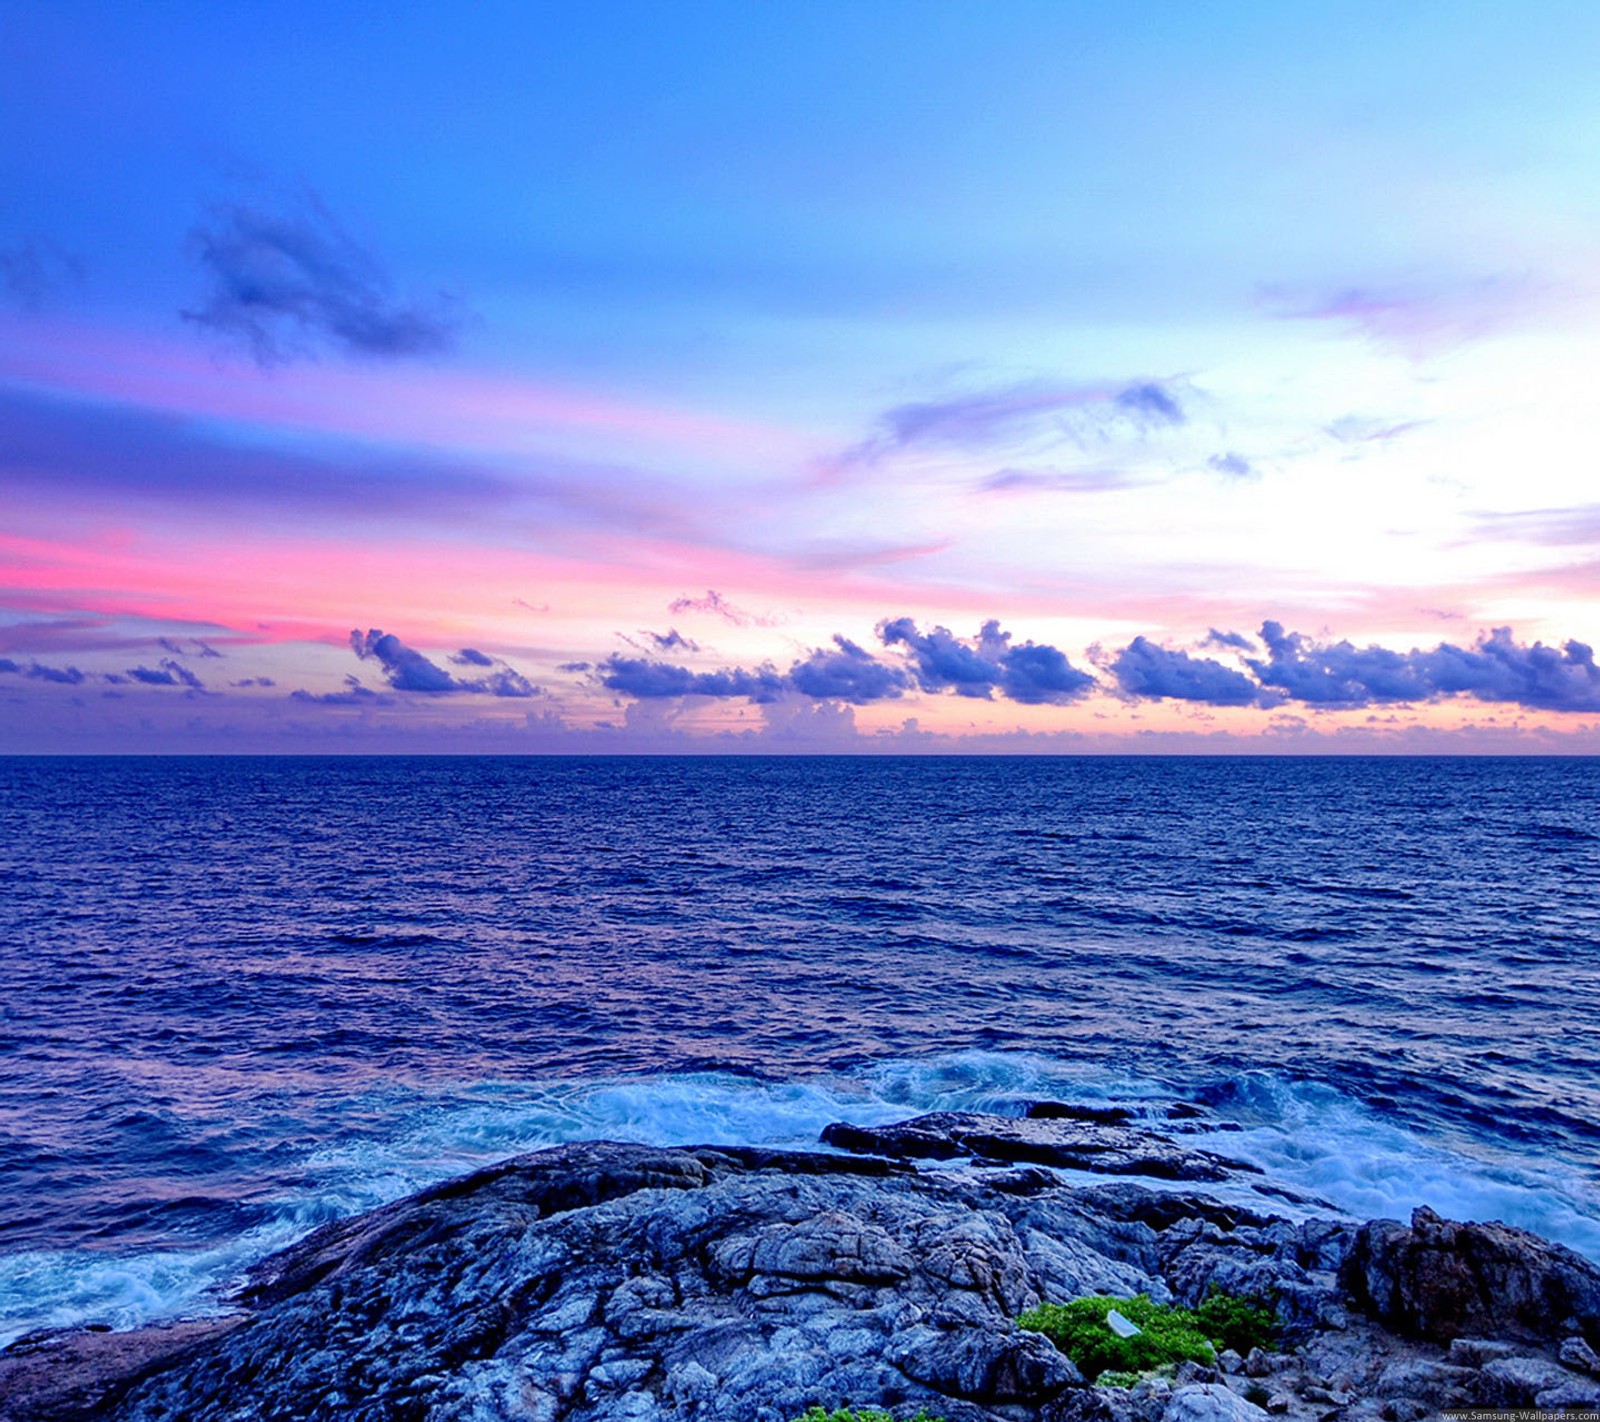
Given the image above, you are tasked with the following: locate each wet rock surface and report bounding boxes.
[819,1113,1254,1183]
[3,1125,1599,1422]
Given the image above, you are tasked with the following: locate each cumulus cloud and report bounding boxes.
[878,618,1096,705]
[183,195,464,365]
[597,636,907,706]
[1248,621,1600,712]
[451,648,495,667]
[598,656,787,702]
[1109,637,1275,707]
[787,637,908,703]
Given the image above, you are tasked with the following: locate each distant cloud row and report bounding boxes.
[6,618,1600,715]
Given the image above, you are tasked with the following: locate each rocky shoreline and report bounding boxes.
[4,1108,1600,1422]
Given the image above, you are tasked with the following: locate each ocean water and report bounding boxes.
[1,754,1598,1347]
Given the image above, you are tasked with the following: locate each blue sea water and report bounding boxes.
[1,754,1598,1347]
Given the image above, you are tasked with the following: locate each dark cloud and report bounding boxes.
[598,656,787,702]
[1248,621,1431,706]
[1109,637,1274,707]
[878,618,1096,705]
[1202,628,1256,652]
[124,659,205,690]
[787,637,908,703]
[1418,628,1600,712]
[0,237,85,311]
[558,661,592,673]
[350,628,539,698]
[352,629,475,693]
[1207,452,1252,478]
[231,677,276,688]
[0,385,507,514]
[1247,622,1600,712]
[598,636,906,706]
[183,196,463,365]
[0,658,87,684]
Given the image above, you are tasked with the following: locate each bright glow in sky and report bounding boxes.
[5,1,1600,752]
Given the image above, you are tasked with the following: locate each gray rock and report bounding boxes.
[1161,1383,1270,1422]
[1561,1334,1600,1375]
[1341,1205,1600,1344]
[822,1113,1256,1182]
[1444,1336,1522,1367]
[1477,1354,1575,1407]
[1536,1377,1600,1409]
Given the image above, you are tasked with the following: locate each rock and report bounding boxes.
[7,1127,1600,1422]
[1444,1336,1523,1366]
[821,1112,1257,1182]
[1476,1354,1576,1408]
[1216,1350,1243,1374]
[1161,1382,1270,1422]
[1372,1359,1474,1406]
[1561,1334,1600,1375]
[1341,1205,1600,1344]
[1536,1377,1600,1410]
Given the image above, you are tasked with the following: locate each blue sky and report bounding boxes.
[4,2,1600,751]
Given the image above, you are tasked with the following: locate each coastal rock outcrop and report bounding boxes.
[1340,1204,1600,1345]
[819,1112,1253,1183]
[4,1126,1599,1422]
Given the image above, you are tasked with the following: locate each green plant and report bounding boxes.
[1190,1286,1279,1356]
[1096,1371,1143,1389]
[792,1409,945,1422]
[1016,1294,1218,1381]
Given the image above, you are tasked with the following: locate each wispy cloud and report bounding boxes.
[0,385,508,514]
[667,589,780,627]
[1472,505,1600,548]
[0,237,85,312]
[183,194,465,365]
[821,377,1188,479]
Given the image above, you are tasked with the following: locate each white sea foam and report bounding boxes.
[5,1052,1599,1349]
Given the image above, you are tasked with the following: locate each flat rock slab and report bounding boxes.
[821,1112,1257,1182]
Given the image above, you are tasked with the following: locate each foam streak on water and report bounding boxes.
[2,756,1598,1345]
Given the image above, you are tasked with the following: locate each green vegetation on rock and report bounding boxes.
[1016,1288,1278,1382]
[792,1408,945,1422]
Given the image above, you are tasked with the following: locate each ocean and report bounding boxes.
[2,754,1598,1348]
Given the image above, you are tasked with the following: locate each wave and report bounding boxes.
[4,1050,1599,1349]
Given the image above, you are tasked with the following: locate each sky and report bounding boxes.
[5,1,1600,753]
